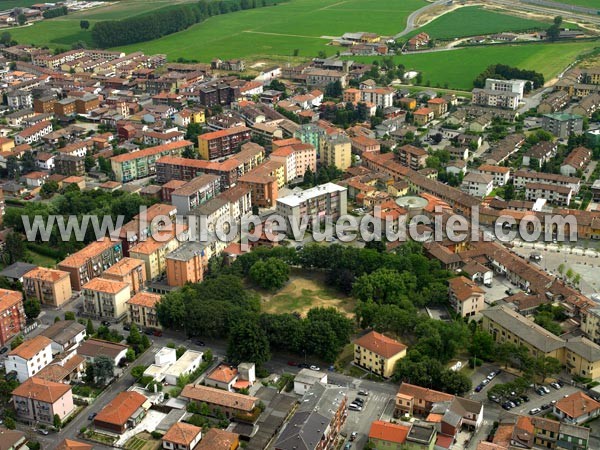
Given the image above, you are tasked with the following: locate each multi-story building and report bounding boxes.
[110,140,194,183]
[360,88,394,109]
[14,120,53,145]
[238,171,279,208]
[353,331,407,378]
[582,307,600,344]
[0,289,26,347]
[564,337,600,380]
[321,134,351,171]
[102,257,147,296]
[542,113,584,139]
[413,107,435,125]
[82,277,131,321]
[513,170,580,193]
[274,383,347,450]
[474,164,511,186]
[295,123,326,155]
[12,377,74,425]
[54,154,85,176]
[53,98,77,118]
[57,237,124,291]
[461,172,494,198]
[23,267,72,308]
[170,174,221,214]
[276,183,347,232]
[560,146,592,177]
[198,126,252,161]
[74,94,100,114]
[427,97,448,117]
[129,230,183,281]
[181,384,259,419]
[448,276,485,318]
[162,423,202,450]
[537,90,570,114]
[165,242,207,287]
[218,185,252,223]
[270,143,317,183]
[525,182,573,206]
[472,88,521,110]
[6,335,53,383]
[126,292,161,331]
[397,144,427,170]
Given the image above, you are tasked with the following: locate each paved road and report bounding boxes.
[394,0,449,39]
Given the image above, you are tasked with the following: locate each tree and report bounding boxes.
[23,299,41,321]
[6,156,20,180]
[84,152,95,172]
[303,167,315,187]
[127,323,142,351]
[469,330,496,361]
[249,258,290,291]
[533,356,561,383]
[227,316,271,366]
[4,232,25,265]
[125,348,136,362]
[4,417,15,430]
[141,334,151,350]
[64,311,75,321]
[80,20,90,30]
[325,80,343,98]
[40,180,59,199]
[20,151,36,174]
[0,32,12,45]
[53,414,61,430]
[10,335,23,350]
[131,365,147,380]
[557,263,565,276]
[92,355,114,385]
[86,318,95,335]
[17,14,26,26]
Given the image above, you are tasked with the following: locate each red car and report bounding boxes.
[287,361,298,367]
[153,330,163,337]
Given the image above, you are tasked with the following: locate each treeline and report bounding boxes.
[43,6,68,19]
[91,0,284,48]
[473,64,544,91]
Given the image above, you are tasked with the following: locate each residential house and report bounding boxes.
[525,182,572,206]
[353,331,407,378]
[293,368,327,396]
[448,276,485,318]
[6,335,53,383]
[126,292,161,331]
[77,338,128,366]
[94,391,149,434]
[56,439,93,450]
[195,429,239,450]
[553,392,600,425]
[560,146,591,177]
[162,423,202,450]
[23,267,72,308]
[368,421,411,450]
[427,98,448,117]
[14,120,52,145]
[522,141,557,168]
[181,384,259,419]
[413,108,435,126]
[39,320,86,355]
[475,164,511,186]
[461,172,494,198]
[12,377,74,424]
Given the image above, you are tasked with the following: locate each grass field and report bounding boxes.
[27,250,56,268]
[260,272,355,318]
[406,7,552,40]
[0,0,42,10]
[9,0,425,58]
[355,41,599,90]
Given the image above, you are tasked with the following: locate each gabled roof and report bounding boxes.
[353,330,406,358]
[94,391,146,426]
[555,392,600,419]
[397,382,454,404]
[55,439,93,450]
[8,335,52,360]
[368,420,410,443]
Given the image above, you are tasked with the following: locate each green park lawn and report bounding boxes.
[354,41,599,90]
[405,6,552,40]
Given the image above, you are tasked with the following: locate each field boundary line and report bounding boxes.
[242,30,327,39]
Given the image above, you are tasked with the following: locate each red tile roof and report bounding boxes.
[94,391,146,427]
[353,331,407,358]
[368,420,410,443]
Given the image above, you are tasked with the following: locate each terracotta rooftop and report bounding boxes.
[449,276,484,302]
[55,439,93,450]
[77,338,128,359]
[12,376,71,403]
[0,288,24,311]
[24,267,69,283]
[397,382,454,404]
[198,126,249,141]
[368,420,410,443]
[195,428,239,450]
[162,422,201,446]
[58,237,118,268]
[555,391,600,419]
[102,257,145,277]
[110,140,193,163]
[83,277,129,295]
[353,330,407,358]
[35,355,85,383]
[94,391,146,426]
[127,292,161,309]
[8,335,52,360]
[181,384,257,412]
[207,364,238,383]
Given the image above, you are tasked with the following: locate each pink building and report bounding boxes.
[12,377,74,424]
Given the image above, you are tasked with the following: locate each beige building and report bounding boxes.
[82,278,131,321]
[353,331,407,378]
[102,257,147,295]
[126,292,161,331]
[129,231,183,281]
[321,134,352,171]
[564,337,600,380]
[23,267,72,307]
[581,307,600,344]
[448,276,485,318]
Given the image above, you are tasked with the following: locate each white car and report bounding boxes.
[348,403,362,411]
[310,365,320,371]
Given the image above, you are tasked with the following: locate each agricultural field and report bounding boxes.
[260,272,355,318]
[405,6,552,40]
[354,41,599,90]
[552,0,599,9]
[0,0,41,10]
[8,0,425,58]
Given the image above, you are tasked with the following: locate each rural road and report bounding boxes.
[394,0,450,39]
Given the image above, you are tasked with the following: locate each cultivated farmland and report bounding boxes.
[405,6,553,40]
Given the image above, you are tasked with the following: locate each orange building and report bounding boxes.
[126,292,161,331]
[238,171,278,208]
[53,98,77,117]
[166,242,206,287]
[0,289,26,346]
[342,88,361,103]
[23,267,72,307]
[102,257,147,295]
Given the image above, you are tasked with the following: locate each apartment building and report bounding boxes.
[218,185,252,223]
[353,331,407,378]
[23,267,72,307]
[54,154,85,176]
[485,78,526,99]
[82,277,131,321]
[0,289,26,346]
[461,172,494,198]
[448,276,485,318]
[413,107,435,125]
[129,230,183,281]
[542,113,584,139]
[276,183,347,231]
[513,170,580,193]
[165,242,207,287]
[321,134,352,171]
[102,257,147,296]
[57,237,124,291]
[170,174,221,214]
[6,335,53,383]
[475,164,511,186]
[564,337,600,380]
[270,143,317,183]
[397,144,427,170]
[12,378,74,425]
[472,88,521,110]
[126,292,161,331]
[198,126,252,160]
[360,87,394,109]
[238,170,279,208]
[427,97,448,117]
[581,307,600,345]
[14,120,53,145]
[110,140,194,183]
[525,182,573,206]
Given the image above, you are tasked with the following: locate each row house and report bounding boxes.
[571,93,600,118]
[474,164,511,186]
[560,146,592,177]
[522,141,557,168]
[7,109,36,128]
[537,90,570,114]
[142,130,185,146]
[461,172,494,198]
[14,120,53,145]
[525,182,573,206]
[514,169,580,193]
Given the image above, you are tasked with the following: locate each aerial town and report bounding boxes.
[0,0,599,450]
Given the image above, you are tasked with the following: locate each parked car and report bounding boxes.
[350,432,358,441]
[353,398,364,406]
[541,404,551,410]
[529,407,541,415]
[153,330,162,337]
[88,412,97,420]
[344,443,352,450]
[194,340,205,346]
[144,329,153,335]
[510,397,522,406]
[486,371,497,380]
[475,384,483,393]
[348,404,362,411]
[0,347,8,354]
[501,402,512,410]
[358,390,369,396]
[481,379,490,386]
[541,386,551,394]
[287,361,298,367]
[520,395,530,402]
[101,321,111,326]
[298,363,310,369]
[309,365,320,371]
[38,429,49,436]
[550,382,561,390]
[535,387,546,396]
[557,380,564,387]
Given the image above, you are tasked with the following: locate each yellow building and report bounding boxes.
[0,137,15,153]
[321,134,352,171]
[126,292,162,331]
[82,278,131,321]
[129,230,182,281]
[564,337,600,380]
[23,267,72,308]
[353,331,407,378]
[191,109,206,124]
[582,307,600,344]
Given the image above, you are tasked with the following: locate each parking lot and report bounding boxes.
[341,387,395,449]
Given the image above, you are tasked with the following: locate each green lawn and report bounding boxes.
[9,0,425,58]
[354,41,599,90]
[0,0,43,9]
[405,7,551,40]
[27,250,56,268]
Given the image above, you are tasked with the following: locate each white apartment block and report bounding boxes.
[484,78,526,101]
[360,88,394,109]
[461,172,494,198]
[6,335,54,383]
[14,121,53,146]
[525,182,572,206]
